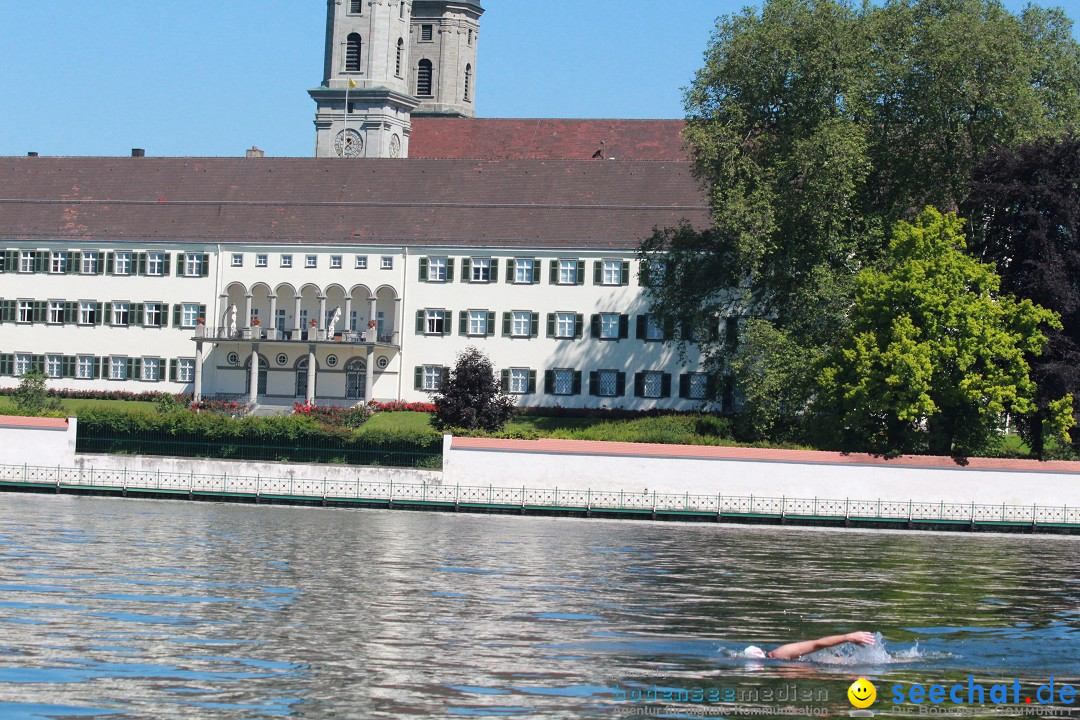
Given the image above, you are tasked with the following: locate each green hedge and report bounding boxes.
[75,408,442,468]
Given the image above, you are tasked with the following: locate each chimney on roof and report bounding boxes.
[246,146,265,159]
[131,148,145,158]
[27,152,38,157]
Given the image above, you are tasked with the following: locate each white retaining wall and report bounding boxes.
[0,417,77,466]
[443,442,1080,508]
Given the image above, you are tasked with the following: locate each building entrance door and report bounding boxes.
[346,358,366,400]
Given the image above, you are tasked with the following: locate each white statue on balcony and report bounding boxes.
[224,304,237,337]
[328,306,342,337]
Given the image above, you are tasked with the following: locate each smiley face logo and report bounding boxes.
[848,678,876,708]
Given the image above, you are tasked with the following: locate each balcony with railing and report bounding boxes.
[194,326,398,347]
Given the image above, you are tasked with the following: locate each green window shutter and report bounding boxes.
[0,354,10,376]
[415,310,425,334]
[489,258,499,283]
[505,259,514,283]
[446,258,454,281]
[66,251,76,273]
[93,357,102,379]
[502,312,511,336]
[576,260,585,285]
[527,370,536,394]
[619,315,629,340]
[162,254,171,275]
[33,301,47,324]
[459,310,467,335]
[661,373,672,398]
[546,313,555,338]
[621,261,630,286]
[679,374,690,399]
[414,366,423,390]
[106,252,115,275]
[636,315,646,339]
[95,302,104,325]
[137,253,147,276]
[36,251,48,273]
[419,257,429,281]
[0,300,11,323]
[172,304,182,327]
[442,310,452,336]
[486,311,495,337]
[0,252,5,273]
[198,305,207,323]
[133,358,142,379]
[529,312,539,338]
[159,303,169,327]
[588,371,598,396]
[544,370,554,394]
[131,303,144,326]
[460,258,471,282]
[169,359,177,382]
[549,260,558,284]
[593,261,602,285]
[634,372,644,398]
[64,302,77,324]
[201,254,210,276]
[615,372,627,396]
[500,369,510,393]
[572,371,582,395]
[31,355,44,374]
[590,314,600,339]
[531,259,541,283]
[574,314,584,339]
[176,253,185,276]
[104,303,113,325]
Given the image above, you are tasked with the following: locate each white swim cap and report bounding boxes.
[744,646,767,659]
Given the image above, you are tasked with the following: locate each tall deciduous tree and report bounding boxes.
[819,208,1071,456]
[642,0,1080,441]
[964,136,1080,457]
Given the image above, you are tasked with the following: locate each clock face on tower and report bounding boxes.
[334,129,364,158]
[389,134,401,158]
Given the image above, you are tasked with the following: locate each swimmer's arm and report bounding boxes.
[766,631,876,660]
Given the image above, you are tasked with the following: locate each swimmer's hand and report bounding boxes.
[845,631,876,646]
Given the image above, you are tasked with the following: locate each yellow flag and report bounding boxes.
[348,79,358,89]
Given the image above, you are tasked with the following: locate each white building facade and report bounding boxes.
[0,236,715,409]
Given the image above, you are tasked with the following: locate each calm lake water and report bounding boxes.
[0,494,1078,719]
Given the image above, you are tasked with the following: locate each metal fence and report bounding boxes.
[75,430,441,469]
[1,462,1076,526]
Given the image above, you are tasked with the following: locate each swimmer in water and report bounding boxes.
[744,631,876,660]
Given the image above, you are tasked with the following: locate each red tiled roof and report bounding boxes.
[0,157,709,249]
[0,415,68,430]
[451,437,1080,473]
[410,118,688,161]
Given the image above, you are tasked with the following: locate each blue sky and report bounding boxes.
[0,0,1076,157]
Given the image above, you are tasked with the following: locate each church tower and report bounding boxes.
[410,1,483,117]
[310,0,419,158]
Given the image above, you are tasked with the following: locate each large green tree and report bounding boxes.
[819,208,1071,456]
[641,0,1080,439]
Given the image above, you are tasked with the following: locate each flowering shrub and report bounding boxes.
[0,388,191,403]
[368,400,436,413]
[293,402,373,428]
[190,399,250,417]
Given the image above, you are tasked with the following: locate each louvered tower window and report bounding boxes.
[464,64,472,101]
[417,59,433,96]
[346,33,362,72]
